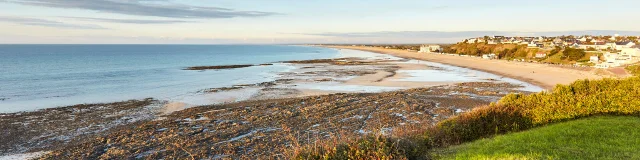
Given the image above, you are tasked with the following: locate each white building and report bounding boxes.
[578,42,609,50]
[590,56,599,63]
[579,37,588,42]
[419,45,442,53]
[598,52,637,68]
[596,53,620,68]
[620,48,640,57]
[482,54,497,59]
[615,42,636,50]
[466,38,477,44]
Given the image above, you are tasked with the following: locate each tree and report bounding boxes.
[562,48,586,61]
[549,46,562,56]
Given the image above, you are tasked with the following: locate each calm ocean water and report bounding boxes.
[0,45,339,113]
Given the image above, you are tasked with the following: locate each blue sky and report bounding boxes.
[1,0,639,44]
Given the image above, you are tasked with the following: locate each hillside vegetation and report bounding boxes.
[442,43,533,59]
[627,65,640,76]
[442,43,591,64]
[294,77,640,159]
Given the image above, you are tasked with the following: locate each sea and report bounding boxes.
[0,45,345,113]
[0,45,542,113]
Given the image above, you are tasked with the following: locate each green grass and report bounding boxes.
[437,116,640,160]
[627,65,640,76]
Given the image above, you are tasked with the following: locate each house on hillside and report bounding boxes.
[419,45,442,53]
[620,48,640,58]
[535,52,547,58]
[467,38,477,44]
[482,54,497,59]
[615,42,636,50]
[579,37,588,42]
[598,53,635,68]
[553,38,564,43]
[569,42,580,48]
[552,42,565,48]
[591,39,604,43]
[606,42,617,50]
[596,53,621,68]
[590,56,599,63]
[578,42,608,50]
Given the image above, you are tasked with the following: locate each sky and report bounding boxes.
[1,0,640,44]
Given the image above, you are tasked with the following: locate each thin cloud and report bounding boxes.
[3,0,279,19]
[301,31,507,38]
[62,17,191,24]
[301,30,640,38]
[430,6,449,10]
[0,16,106,29]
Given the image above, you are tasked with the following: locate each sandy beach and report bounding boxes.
[326,45,607,90]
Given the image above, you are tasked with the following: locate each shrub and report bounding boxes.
[627,65,640,76]
[561,48,586,61]
[294,136,429,160]
[549,46,562,56]
[430,77,640,147]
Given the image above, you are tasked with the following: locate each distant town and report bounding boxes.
[455,35,639,68]
[351,35,640,69]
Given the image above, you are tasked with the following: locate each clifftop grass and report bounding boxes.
[438,116,640,160]
[295,77,640,159]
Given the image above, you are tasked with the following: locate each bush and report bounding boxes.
[549,46,562,56]
[627,65,640,76]
[430,77,640,147]
[294,136,429,160]
[561,48,586,61]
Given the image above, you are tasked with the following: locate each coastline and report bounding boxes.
[323,45,607,90]
[1,46,548,158]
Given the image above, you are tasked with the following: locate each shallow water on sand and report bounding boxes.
[0,45,338,112]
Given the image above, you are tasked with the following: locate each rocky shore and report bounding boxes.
[184,64,257,70]
[0,99,163,156]
[1,81,530,159]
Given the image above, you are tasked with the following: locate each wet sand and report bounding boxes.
[179,57,463,110]
[326,45,607,90]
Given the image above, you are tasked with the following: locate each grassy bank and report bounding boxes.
[627,65,640,76]
[295,77,640,159]
[437,116,640,160]
[442,43,593,64]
